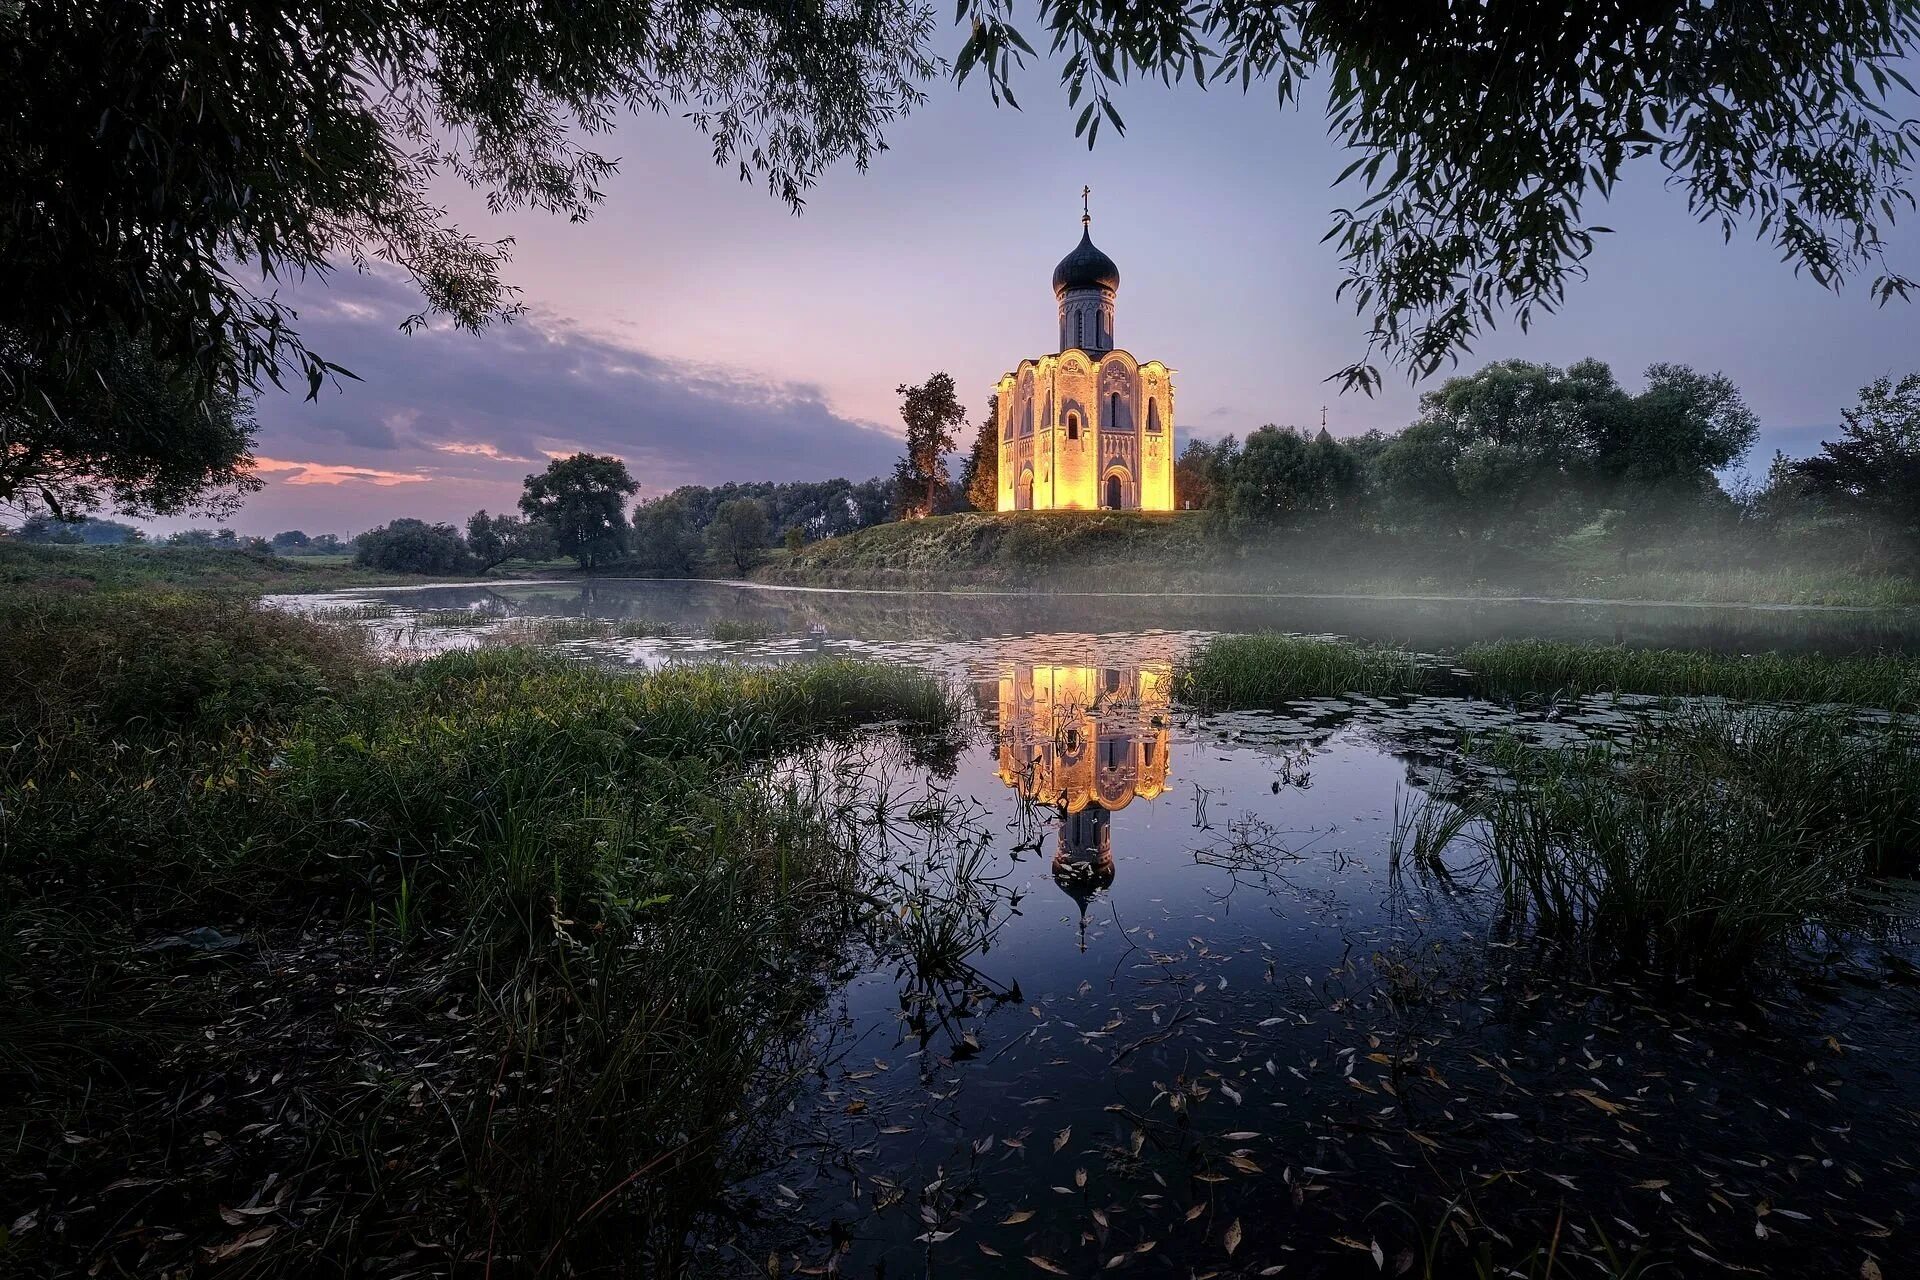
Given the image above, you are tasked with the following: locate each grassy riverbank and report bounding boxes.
[1176,632,1920,709]
[0,589,958,1276]
[762,511,1920,607]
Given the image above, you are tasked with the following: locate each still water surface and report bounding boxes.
[278,580,1920,1275]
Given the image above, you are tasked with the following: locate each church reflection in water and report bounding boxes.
[991,664,1173,947]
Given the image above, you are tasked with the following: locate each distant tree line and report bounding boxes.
[1160,359,1920,572]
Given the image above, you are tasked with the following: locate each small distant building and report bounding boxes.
[996,194,1175,512]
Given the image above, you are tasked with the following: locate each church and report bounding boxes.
[996,195,1176,512]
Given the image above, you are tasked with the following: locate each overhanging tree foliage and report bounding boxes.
[955,0,1920,390]
[4,0,1915,526]
[0,330,259,518]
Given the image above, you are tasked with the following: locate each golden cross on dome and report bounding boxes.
[1081,185,1091,225]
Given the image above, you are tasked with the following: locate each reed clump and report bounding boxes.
[1179,632,1920,710]
[1402,706,1920,981]
[1174,632,1426,706]
[710,618,775,642]
[1460,638,1920,709]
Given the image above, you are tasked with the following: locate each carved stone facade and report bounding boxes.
[996,216,1175,512]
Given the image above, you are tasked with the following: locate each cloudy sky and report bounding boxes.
[212,50,1919,536]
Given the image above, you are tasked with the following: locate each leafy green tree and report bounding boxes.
[706,498,772,574]
[962,394,1000,511]
[353,519,472,574]
[1591,365,1760,495]
[2,0,934,476]
[465,510,554,572]
[1792,372,1920,560]
[956,1,1920,390]
[17,515,146,544]
[269,530,310,551]
[519,454,638,571]
[1174,435,1240,511]
[629,495,707,577]
[893,374,967,518]
[1375,360,1622,537]
[1224,427,1361,531]
[0,330,258,520]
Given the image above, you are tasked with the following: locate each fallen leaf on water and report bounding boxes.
[1075,1167,1088,1188]
[1001,1210,1035,1225]
[1224,1219,1243,1255]
[1568,1089,1622,1115]
[1053,1126,1072,1153]
[1861,1260,1882,1280]
[1185,1204,1206,1222]
[1028,1257,1070,1274]
[978,1242,1002,1258]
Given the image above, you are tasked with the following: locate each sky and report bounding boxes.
[204,50,1920,536]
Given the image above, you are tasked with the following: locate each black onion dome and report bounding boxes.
[1051,228,1120,295]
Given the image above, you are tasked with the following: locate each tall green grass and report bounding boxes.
[1174,632,1427,706]
[1400,707,1920,981]
[1462,638,1920,709]
[1177,632,1920,709]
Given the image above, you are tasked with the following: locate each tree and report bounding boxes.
[353,519,472,575]
[893,374,967,518]
[270,530,311,551]
[707,499,772,574]
[1223,427,1361,531]
[3,0,935,497]
[1,330,259,520]
[1792,373,1920,560]
[519,454,638,571]
[956,1,1920,390]
[465,510,555,572]
[629,495,710,577]
[1592,365,1760,496]
[962,394,1000,511]
[1374,360,1622,537]
[16,515,145,544]
[1174,435,1240,511]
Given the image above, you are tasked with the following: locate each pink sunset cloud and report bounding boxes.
[250,457,435,487]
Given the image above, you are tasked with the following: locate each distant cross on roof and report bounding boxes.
[1082,185,1091,226]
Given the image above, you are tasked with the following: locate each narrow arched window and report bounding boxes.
[1110,392,1122,431]
[1147,398,1163,433]
[1066,413,1080,441]
[1075,311,1084,348]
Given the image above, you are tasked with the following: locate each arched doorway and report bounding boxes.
[1017,469,1035,510]
[1104,473,1124,509]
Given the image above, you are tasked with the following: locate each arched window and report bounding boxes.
[1110,392,1122,431]
[1066,413,1080,441]
[1105,474,1123,509]
[1075,311,1084,348]
[1147,398,1163,433]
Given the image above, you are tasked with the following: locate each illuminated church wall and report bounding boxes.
[995,199,1175,513]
